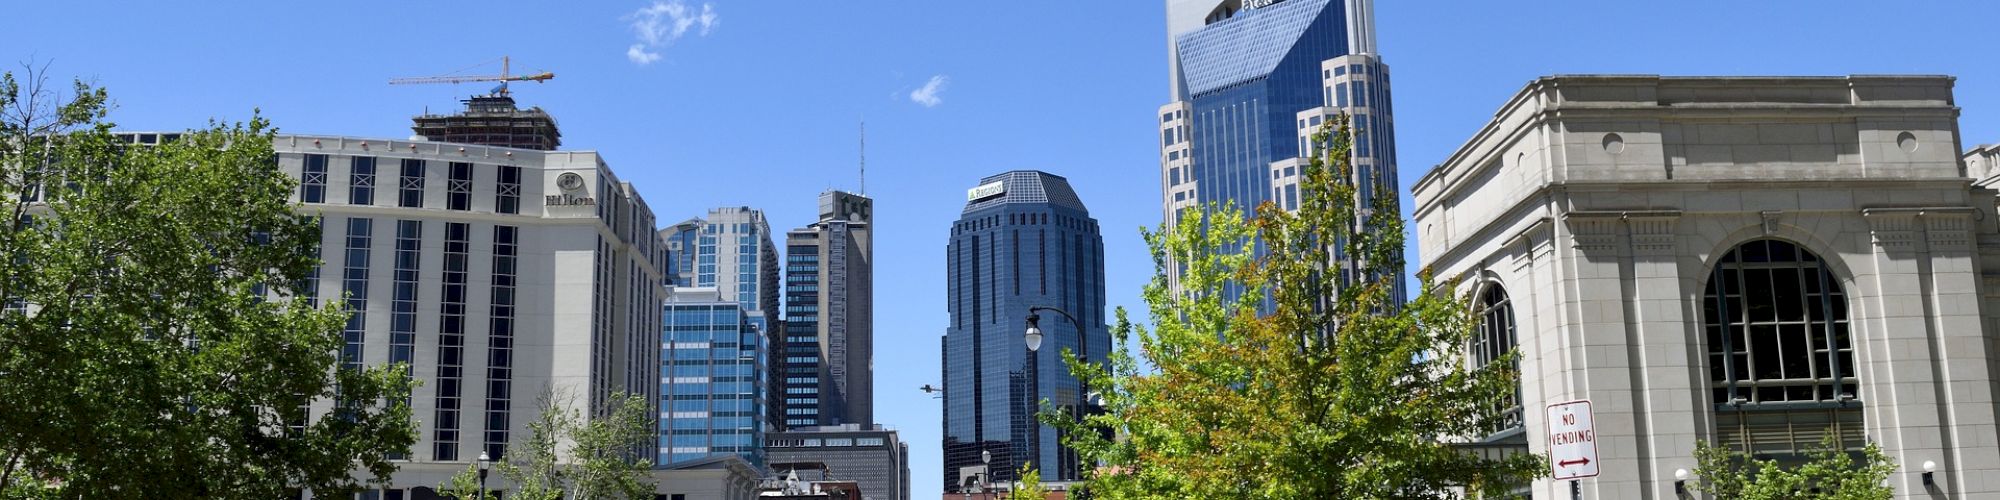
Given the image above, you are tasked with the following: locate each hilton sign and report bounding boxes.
[546,194,596,207]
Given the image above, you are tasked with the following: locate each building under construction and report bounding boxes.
[410,95,562,151]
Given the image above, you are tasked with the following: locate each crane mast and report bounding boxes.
[388,56,554,97]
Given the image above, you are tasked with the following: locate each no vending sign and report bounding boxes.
[1545,399,1599,480]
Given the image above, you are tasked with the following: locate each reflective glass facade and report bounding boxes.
[664,208,781,432]
[1172,0,1347,214]
[661,299,767,468]
[662,219,702,287]
[941,171,1110,489]
[783,242,824,428]
[1164,0,1406,303]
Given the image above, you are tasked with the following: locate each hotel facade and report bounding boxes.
[254,133,668,498]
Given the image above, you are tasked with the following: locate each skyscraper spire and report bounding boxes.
[1346,0,1377,54]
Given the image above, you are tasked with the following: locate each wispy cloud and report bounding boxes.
[626,45,662,65]
[624,1,718,65]
[909,75,950,107]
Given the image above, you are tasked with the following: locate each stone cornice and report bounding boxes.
[1862,207,1975,254]
[1563,210,1683,255]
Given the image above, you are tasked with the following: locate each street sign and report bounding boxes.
[1545,399,1599,480]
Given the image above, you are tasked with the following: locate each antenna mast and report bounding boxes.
[859,120,867,195]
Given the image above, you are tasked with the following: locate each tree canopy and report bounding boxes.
[443,390,655,500]
[0,66,414,498]
[1046,116,1543,499]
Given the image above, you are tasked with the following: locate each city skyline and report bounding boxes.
[12,1,2000,496]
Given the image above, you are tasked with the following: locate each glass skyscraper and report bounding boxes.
[1160,0,1402,301]
[662,217,702,287]
[659,207,782,431]
[941,171,1109,491]
[660,289,767,468]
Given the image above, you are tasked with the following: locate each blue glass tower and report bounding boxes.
[941,171,1110,490]
[1160,0,1403,301]
[1165,0,1345,215]
[660,290,767,468]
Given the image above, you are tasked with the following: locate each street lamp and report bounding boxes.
[477,451,492,500]
[1026,306,1091,482]
[979,449,993,499]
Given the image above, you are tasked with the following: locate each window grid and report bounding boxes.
[390,220,420,375]
[484,225,519,459]
[433,222,469,461]
[496,166,521,214]
[349,156,376,205]
[399,159,425,208]
[448,162,473,211]
[1472,285,1522,436]
[1704,240,1855,405]
[1703,239,1863,457]
[301,154,328,203]
[340,217,372,372]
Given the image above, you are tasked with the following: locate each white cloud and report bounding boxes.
[624,0,718,66]
[910,75,950,107]
[699,4,718,35]
[626,44,662,65]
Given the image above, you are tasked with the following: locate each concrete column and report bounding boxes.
[1861,208,2000,498]
[1624,212,1698,500]
[1557,212,1641,497]
[1916,210,2000,497]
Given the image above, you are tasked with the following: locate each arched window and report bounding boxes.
[1473,284,1522,436]
[1703,239,1862,457]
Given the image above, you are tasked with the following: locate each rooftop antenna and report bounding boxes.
[859,119,867,195]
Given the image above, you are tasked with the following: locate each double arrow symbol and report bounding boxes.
[1558,458,1592,468]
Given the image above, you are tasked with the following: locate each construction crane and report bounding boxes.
[388,56,553,98]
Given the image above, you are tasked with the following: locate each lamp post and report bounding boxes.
[477,451,492,500]
[1025,305,1090,482]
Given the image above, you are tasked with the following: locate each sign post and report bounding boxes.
[1546,399,1598,498]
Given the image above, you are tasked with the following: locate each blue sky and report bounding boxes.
[13,0,2000,496]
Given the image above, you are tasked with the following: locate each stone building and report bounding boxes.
[262,133,667,498]
[767,424,911,500]
[1414,75,2000,498]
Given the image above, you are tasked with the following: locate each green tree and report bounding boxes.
[470,389,655,500]
[1044,116,1543,499]
[0,65,415,497]
[1690,434,1896,500]
[437,461,487,500]
[1012,463,1051,500]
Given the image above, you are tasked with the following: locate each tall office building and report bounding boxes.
[661,288,767,468]
[941,171,1109,490]
[782,190,875,428]
[663,218,702,287]
[1161,0,1401,299]
[664,207,782,431]
[220,131,667,497]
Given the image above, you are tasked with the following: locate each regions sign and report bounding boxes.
[1545,399,1599,480]
[967,181,1005,201]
